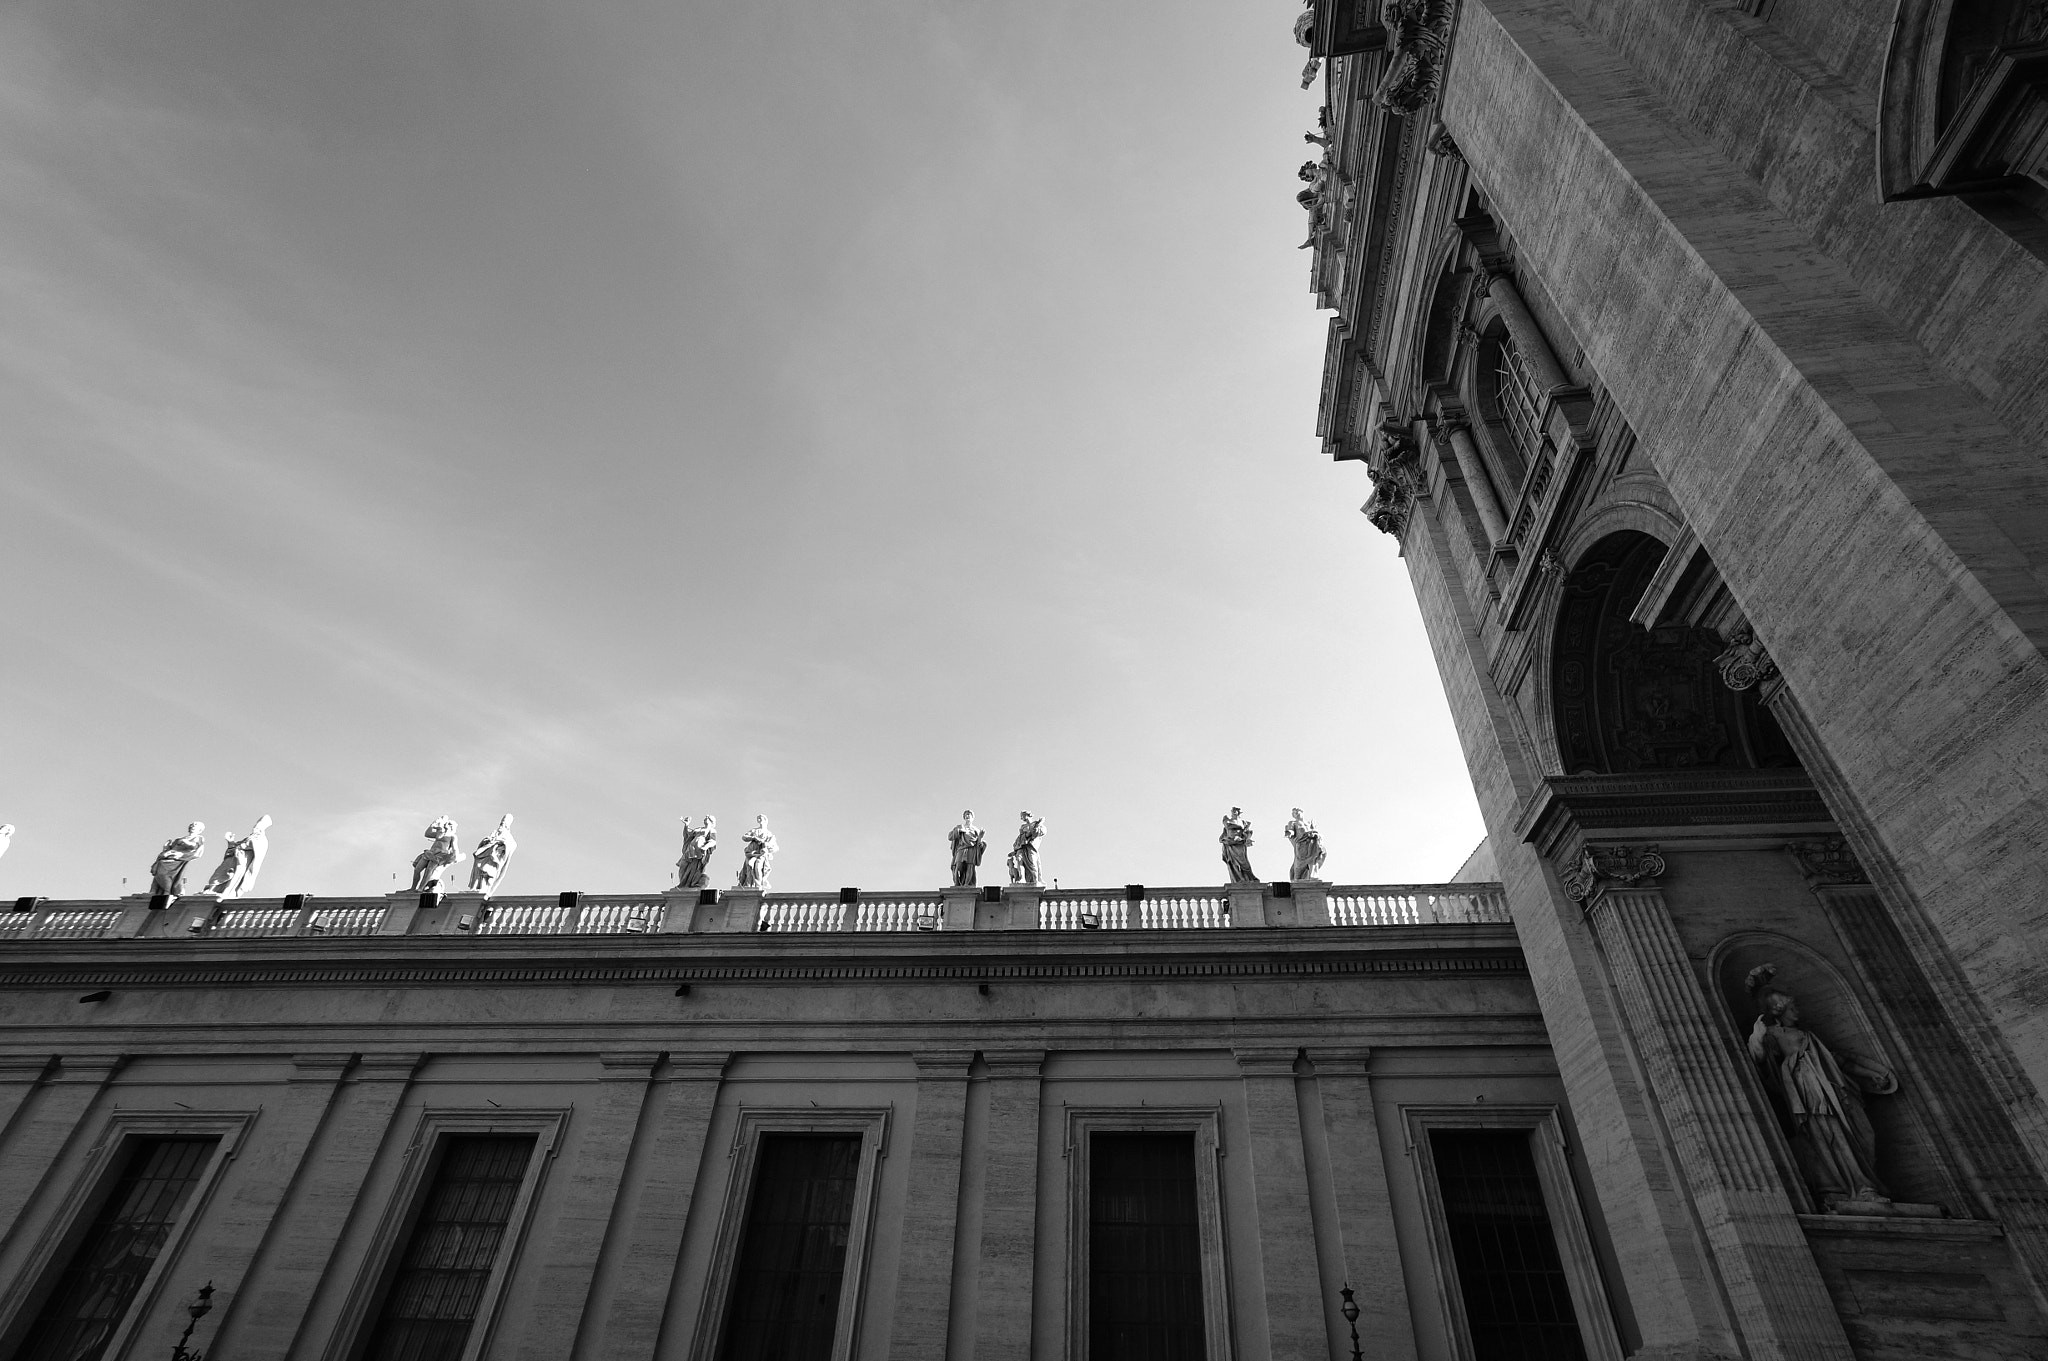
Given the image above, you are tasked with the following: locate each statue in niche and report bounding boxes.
[1007,812,1045,886]
[948,811,987,887]
[409,817,463,893]
[735,816,776,889]
[149,822,207,896]
[466,815,516,896]
[1284,808,1327,881]
[201,815,272,899]
[675,815,717,889]
[1219,808,1258,884]
[1745,964,1900,1211]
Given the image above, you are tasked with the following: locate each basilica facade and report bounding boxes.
[1295,0,2048,1357]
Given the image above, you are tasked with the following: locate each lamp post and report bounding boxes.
[1339,1283,1363,1361]
[170,1281,213,1361]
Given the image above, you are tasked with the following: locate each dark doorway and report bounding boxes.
[1089,1131,1207,1361]
[719,1134,863,1361]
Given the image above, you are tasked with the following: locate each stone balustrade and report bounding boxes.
[0,881,1510,942]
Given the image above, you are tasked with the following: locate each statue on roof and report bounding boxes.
[1008,812,1045,886]
[149,822,206,896]
[201,815,272,899]
[736,816,776,889]
[467,815,517,896]
[1220,808,1258,884]
[949,810,987,887]
[1285,808,1328,881]
[409,817,463,893]
[676,814,717,889]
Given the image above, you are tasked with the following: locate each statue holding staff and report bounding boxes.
[1219,807,1258,884]
[202,815,272,899]
[149,822,207,896]
[675,814,717,889]
[1007,812,1045,886]
[736,816,776,889]
[467,815,517,896]
[409,817,463,893]
[948,810,986,887]
[1284,808,1327,881]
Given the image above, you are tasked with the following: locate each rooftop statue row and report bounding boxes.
[82,805,1325,902]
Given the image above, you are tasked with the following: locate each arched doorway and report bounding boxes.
[1551,532,1798,774]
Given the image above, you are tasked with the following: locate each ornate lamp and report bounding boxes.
[170,1281,214,1361]
[1339,1283,1362,1361]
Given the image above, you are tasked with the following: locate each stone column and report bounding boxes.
[972,1050,1044,1361]
[507,1053,662,1361]
[1437,418,1509,543]
[1227,882,1267,928]
[1234,1047,1327,1359]
[588,1053,729,1361]
[145,1054,357,1354]
[1578,867,1855,1359]
[894,1051,975,1360]
[1480,271,1570,392]
[212,1054,423,1358]
[0,1053,122,1237]
[1308,1048,1418,1361]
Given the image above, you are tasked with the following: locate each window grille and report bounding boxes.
[16,1136,219,1361]
[360,1134,535,1361]
[1494,340,1547,463]
[1429,1129,1588,1361]
[718,1134,862,1361]
[1088,1132,1207,1361]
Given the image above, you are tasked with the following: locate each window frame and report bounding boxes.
[1063,1106,1233,1361]
[0,1109,254,1361]
[323,1107,568,1361]
[1402,1105,1623,1361]
[687,1106,892,1361]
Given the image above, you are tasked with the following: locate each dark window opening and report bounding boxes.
[360,1134,534,1361]
[16,1135,219,1361]
[1430,1129,1587,1361]
[718,1133,862,1361]
[1089,1131,1206,1361]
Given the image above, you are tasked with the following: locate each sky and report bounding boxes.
[0,0,1486,900]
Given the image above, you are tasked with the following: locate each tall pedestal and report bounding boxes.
[711,887,763,933]
[1227,882,1267,928]
[940,886,979,932]
[984,885,1042,930]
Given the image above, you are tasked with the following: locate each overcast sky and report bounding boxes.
[0,0,1485,900]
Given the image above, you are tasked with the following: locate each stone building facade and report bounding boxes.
[1296,0,2048,1358]
[0,881,1621,1361]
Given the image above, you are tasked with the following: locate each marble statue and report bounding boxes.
[736,816,776,889]
[149,823,207,896]
[201,815,272,899]
[948,811,987,887]
[467,815,516,896]
[1007,812,1045,886]
[1284,808,1327,881]
[675,815,717,889]
[0,825,12,862]
[1745,965,1898,1210]
[409,817,464,893]
[1220,808,1258,884]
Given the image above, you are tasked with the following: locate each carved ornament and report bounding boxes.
[1375,0,1456,115]
[1424,122,1463,161]
[1785,837,1868,887]
[1714,625,1779,691]
[1559,844,1666,902]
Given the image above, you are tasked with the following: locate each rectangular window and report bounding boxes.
[1089,1132,1207,1361]
[1495,342,1546,464]
[1429,1129,1587,1361]
[718,1134,862,1361]
[360,1134,536,1361]
[16,1136,219,1361]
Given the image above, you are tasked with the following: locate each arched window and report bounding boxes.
[1472,327,1532,489]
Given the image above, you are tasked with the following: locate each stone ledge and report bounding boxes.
[1797,1213,2004,1240]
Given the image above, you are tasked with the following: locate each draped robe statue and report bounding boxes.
[1220,808,1258,884]
[467,815,516,895]
[1284,808,1327,881]
[736,816,776,889]
[1007,812,1045,886]
[949,811,986,887]
[1747,966,1898,1209]
[202,815,272,899]
[409,817,463,892]
[676,815,717,889]
[149,823,207,896]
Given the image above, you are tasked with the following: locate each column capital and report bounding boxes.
[1233,1046,1302,1078]
[663,1052,731,1083]
[1305,1047,1373,1078]
[288,1054,356,1084]
[1560,843,1666,904]
[981,1049,1045,1080]
[352,1053,425,1083]
[0,1056,53,1084]
[912,1050,977,1077]
[1714,625,1780,693]
[599,1052,663,1081]
[50,1054,125,1084]
[1785,837,1868,887]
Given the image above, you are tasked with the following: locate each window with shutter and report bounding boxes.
[1088,1131,1207,1361]
[717,1133,863,1361]
[1429,1129,1588,1361]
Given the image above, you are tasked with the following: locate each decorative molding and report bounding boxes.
[1375,0,1456,115]
[1364,420,1425,537]
[1424,121,1463,161]
[1558,844,1666,902]
[1714,625,1780,691]
[1517,771,1834,855]
[1785,837,1869,887]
